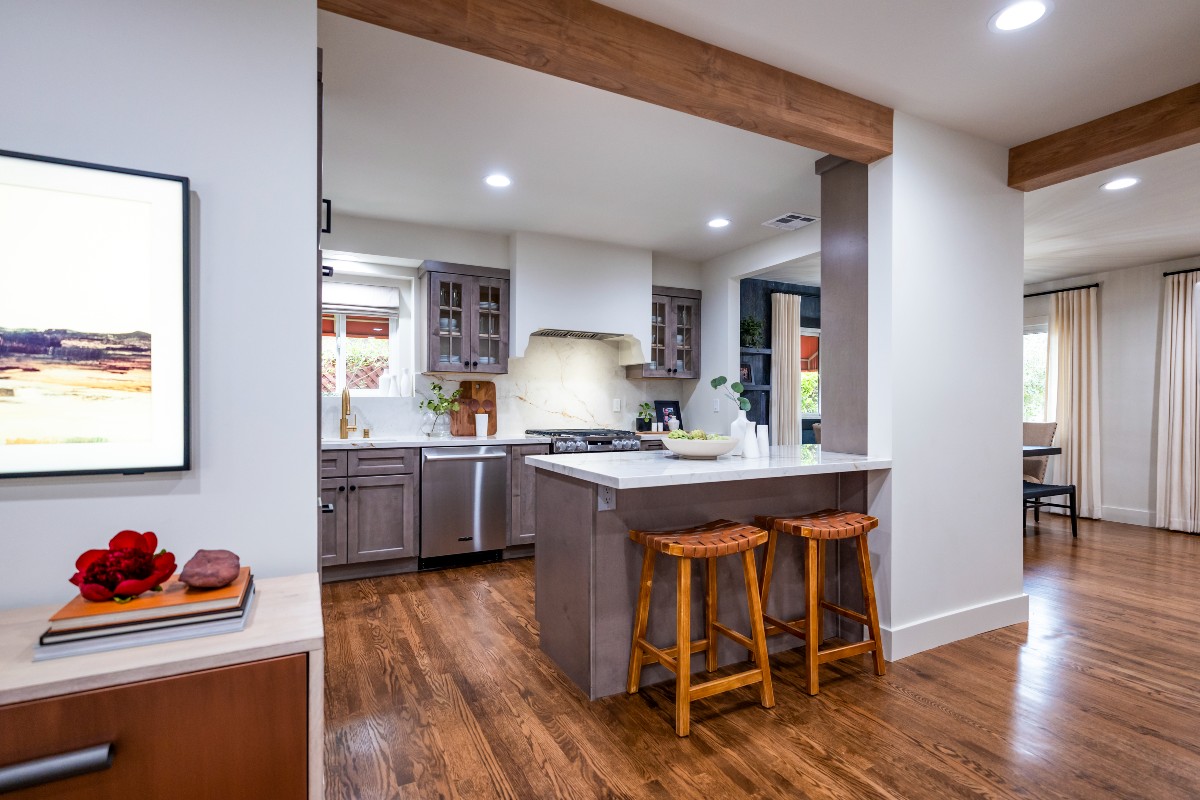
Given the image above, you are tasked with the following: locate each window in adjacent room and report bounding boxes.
[799,330,820,415]
[1023,320,1048,421]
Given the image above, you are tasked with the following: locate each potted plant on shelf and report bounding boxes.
[740,316,765,348]
[419,382,462,439]
[711,376,755,456]
[635,401,655,432]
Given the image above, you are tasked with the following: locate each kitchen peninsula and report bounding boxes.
[528,446,891,699]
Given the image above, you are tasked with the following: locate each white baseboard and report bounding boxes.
[1101,505,1156,527]
[882,594,1029,661]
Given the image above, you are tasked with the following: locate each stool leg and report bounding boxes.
[675,557,692,737]
[816,540,827,646]
[705,557,718,672]
[855,535,886,677]
[626,547,655,694]
[741,549,775,709]
[752,531,779,662]
[804,538,821,695]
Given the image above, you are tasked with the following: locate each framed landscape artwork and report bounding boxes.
[0,150,190,478]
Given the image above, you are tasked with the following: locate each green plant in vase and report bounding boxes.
[419,381,462,438]
[710,376,751,411]
[636,401,655,431]
[740,316,765,348]
[711,375,754,456]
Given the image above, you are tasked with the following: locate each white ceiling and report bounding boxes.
[754,253,823,286]
[595,0,1200,147]
[321,4,1200,284]
[319,11,822,264]
[1024,142,1200,284]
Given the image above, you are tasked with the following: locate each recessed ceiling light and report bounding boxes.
[485,174,511,188]
[707,218,731,228]
[1101,177,1139,191]
[988,1,1050,32]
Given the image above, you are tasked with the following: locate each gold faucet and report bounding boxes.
[339,388,357,439]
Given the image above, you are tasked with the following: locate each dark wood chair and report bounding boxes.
[1024,482,1078,537]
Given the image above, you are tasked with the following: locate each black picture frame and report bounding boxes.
[0,149,191,479]
[739,362,753,384]
[654,400,682,429]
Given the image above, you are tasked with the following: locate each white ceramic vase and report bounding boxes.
[729,409,754,456]
[742,422,761,458]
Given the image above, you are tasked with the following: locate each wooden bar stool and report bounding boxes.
[626,519,775,737]
[753,509,885,695]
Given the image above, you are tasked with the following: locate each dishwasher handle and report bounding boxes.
[423,452,507,462]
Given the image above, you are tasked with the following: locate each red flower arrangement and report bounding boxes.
[70,531,177,603]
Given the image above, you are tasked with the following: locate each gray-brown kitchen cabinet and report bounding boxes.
[627,285,701,379]
[509,443,551,545]
[421,261,510,374]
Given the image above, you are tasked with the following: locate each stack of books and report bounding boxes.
[34,568,255,661]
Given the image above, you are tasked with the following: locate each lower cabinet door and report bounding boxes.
[347,473,417,562]
[320,478,348,566]
[509,444,550,546]
[0,655,308,800]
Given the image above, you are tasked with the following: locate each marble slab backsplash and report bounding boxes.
[321,336,700,439]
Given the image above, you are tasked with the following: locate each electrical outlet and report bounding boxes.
[597,485,616,512]
[713,398,721,412]
[611,398,621,413]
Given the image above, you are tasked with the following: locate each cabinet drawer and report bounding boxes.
[0,655,307,799]
[320,450,347,478]
[640,438,665,451]
[348,448,417,476]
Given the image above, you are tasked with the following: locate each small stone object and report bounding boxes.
[179,549,241,589]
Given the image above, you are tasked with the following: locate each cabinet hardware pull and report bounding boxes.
[320,503,336,514]
[0,743,113,793]
[422,452,507,462]
[349,485,357,491]
[338,485,346,492]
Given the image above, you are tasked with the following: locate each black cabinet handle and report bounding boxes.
[337,485,346,492]
[349,485,357,492]
[0,743,113,793]
[321,198,332,233]
[320,503,335,514]
[472,361,479,367]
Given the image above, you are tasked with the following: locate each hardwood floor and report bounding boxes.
[323,517,1200,799]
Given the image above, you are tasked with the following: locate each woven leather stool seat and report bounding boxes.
[753,508,884,695]
[632,519,768,558]
[626,519,774,736]
[754,509,878,541]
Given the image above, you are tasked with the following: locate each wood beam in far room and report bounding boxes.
[1009,82,1200,191]
[318,0,894,164]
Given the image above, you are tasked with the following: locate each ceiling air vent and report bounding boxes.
[532,329,622,341]
[762,213,819,231]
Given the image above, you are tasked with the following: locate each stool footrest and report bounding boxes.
[637,637,710,674]
[710,621,753,651]
[689,669,764,701]
[817,639,878,663]
[821,600,869,626]
[763,613,810,641]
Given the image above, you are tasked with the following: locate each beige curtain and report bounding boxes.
[1047,286,1102,517]
[1155,272,1200,532]
[770,293,802,445]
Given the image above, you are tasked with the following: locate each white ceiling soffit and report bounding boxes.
[1023,142,1200,284]
[596,0,1200,147]
[318,11,823,263]
[752,253,822,287]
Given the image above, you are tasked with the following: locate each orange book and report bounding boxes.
[49,567,252,632]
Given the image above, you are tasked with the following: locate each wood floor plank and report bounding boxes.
[324,517,1200,798]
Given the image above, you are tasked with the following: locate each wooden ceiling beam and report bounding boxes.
[318,0,893,163]
[1009,82,1200,192]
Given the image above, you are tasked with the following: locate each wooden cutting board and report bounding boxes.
[449,380,498,436]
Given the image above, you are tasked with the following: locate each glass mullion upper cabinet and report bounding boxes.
[642,294,672,378]
[627,286,701,379]
[670,295,700,379]
[421,261,511,374]
[470,275,509,374]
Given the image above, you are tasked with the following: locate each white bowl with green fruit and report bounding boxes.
[661,429,737,459]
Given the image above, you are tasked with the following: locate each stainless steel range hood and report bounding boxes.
[530,328,623,341]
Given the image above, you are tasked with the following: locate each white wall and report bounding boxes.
[1023,255,1192,526]
[651,254,702,290]
[0,1,317,607]
[868,112,1028,659]
[323,212,510,269]
[510,231,652,360]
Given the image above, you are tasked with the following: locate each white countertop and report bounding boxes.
[525,445,892,489]
[322,433,550,450]
[0,573,324,705]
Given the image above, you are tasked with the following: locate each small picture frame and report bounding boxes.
[654,400,682,429]
[739,362,753,384]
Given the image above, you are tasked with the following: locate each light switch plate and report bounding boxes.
[713,398,721,412]
[611,398,621,413]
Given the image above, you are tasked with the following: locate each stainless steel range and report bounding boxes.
[525,428,641,454]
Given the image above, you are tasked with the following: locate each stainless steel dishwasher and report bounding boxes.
[420,446,509,563]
